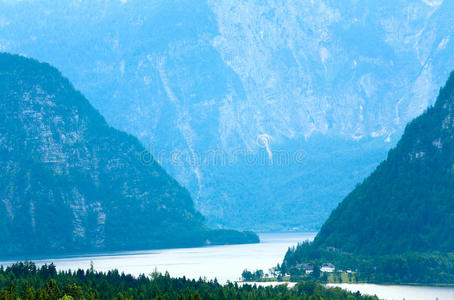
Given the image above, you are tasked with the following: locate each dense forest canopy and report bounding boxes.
[0,262,378,300]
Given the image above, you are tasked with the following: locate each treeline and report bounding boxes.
[281,242,454,284]
[0,262,379,300]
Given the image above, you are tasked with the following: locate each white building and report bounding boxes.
[321,263,335,273]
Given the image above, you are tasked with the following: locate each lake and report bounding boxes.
[0,232,314,283]
[327,283,454,300]
[2,232,454,300]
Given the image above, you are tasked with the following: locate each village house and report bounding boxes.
[321,263,335,273]
[296,263,314,274]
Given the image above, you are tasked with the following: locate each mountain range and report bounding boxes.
[1,0,454,230]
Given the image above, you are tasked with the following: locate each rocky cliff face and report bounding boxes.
[1,0,453,230]
[0,53,257,257]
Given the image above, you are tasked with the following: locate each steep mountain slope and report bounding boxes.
[313,70,454,255]
[279,72,454,284]
[1,0,454,230]
[0,53,257,257]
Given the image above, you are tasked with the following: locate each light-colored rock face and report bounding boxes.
[209,0,340,140]
[208,0,449,141]
[1,0,453,230]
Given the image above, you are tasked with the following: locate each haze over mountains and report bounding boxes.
[1,0,454,230]
[0,53,257,257]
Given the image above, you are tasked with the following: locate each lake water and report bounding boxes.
[0,232,314,283]
[2,232,454,300]
[327,283,454,300]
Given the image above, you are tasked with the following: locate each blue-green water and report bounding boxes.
[327,283,454,300]
[0,233,314,283]
[2,232,454,300]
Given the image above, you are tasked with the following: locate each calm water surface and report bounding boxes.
[0,232,314,283]
[3,232,454,300]
[328,283,454,300]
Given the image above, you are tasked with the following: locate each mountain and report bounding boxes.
[280,72,454,284]
[314,70,454,255]
[0,53,257,257]
[1,0,454,230]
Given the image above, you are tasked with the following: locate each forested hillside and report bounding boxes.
[315,71,454,255]
[280,71,454,284]
[0,53,257,257]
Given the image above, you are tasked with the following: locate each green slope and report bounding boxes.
[281,71,454,284]
[315,71,454,255]
[0,53,257,257]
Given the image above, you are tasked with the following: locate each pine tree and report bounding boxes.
[21,281,35,300]
[45,279,61,300]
